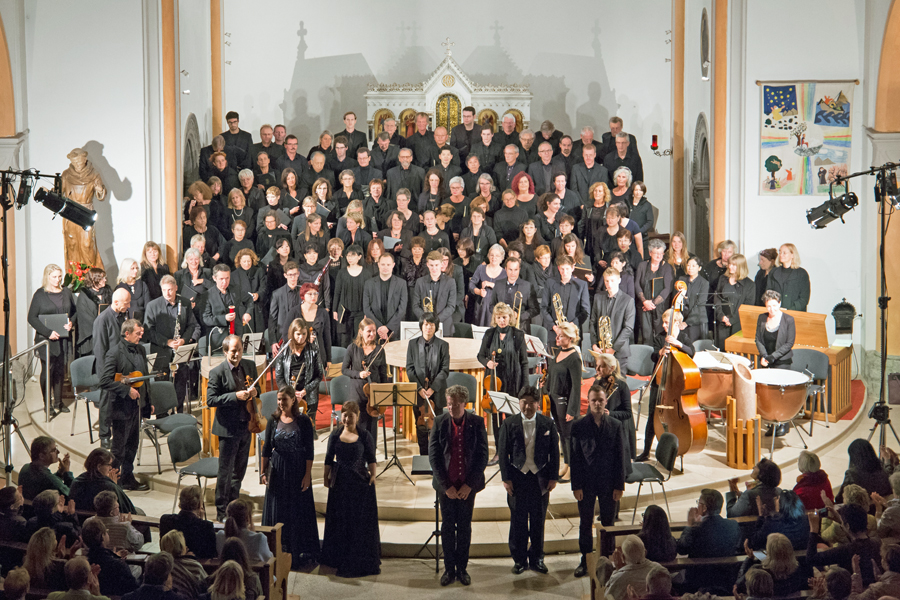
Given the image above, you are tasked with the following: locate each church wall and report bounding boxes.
[737,0,866,339]
[22,0,150,290]
[178,0,213,144]
[218,0,676,230]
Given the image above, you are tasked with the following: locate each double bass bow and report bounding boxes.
[481,349,502,412]
[650,280,707,457]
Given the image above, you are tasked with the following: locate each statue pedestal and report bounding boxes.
[726,396,761,469]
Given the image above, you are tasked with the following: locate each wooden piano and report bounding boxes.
[724,306,853,421]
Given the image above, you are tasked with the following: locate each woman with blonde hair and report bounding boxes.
[594,353,635,458]
[115,257,151,321]
[581,181,610,262]
[714,253,756,348]
[469,243,507,326]
[736,533,805,596]
[205,560,245,600]
[547,321,583,476]
[28,264,76,414]
[766,243,811,311]
[23,527,66,590]
[225,188,256,238]
[160,529,205,598]
[664,232,691,279]
[342,318,386,439]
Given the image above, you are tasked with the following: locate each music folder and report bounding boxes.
[39,314,70,338]
[382,236,401,251]
[315,203,331,218]
[241,332,264,354]
[572,266,593,282]
[171,343,197,365]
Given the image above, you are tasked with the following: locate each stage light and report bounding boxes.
[806,191,858,229]
[0,175,10,211]
[34,188,97,231]
[15,175,32,209]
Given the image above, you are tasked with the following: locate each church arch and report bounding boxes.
[182,113,201,198]
[689,112,711,263]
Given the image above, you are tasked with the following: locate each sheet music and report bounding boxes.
[471,325,489,341]
[525,334,551,357]
[488,391,520,415]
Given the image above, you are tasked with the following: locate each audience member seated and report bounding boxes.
[809,566,852,600]
[727,458,783,518]
[46,557,105,600]
[836,439,893,503]
[215,499,272,563]
[874,472,900,539]
[26,490,79,545]
[2,567,29,600]
[122,551,184,600]
[160,530,206,600]
[847,543,900,600]
[676,488,742,592]
[823,484,877,546]
[199,560,243,600]
[23,527,68,591]
[740,567,775,600]
[638,505,677,563]
[92,491,145,553]
[736,533,806,597]
[81,516,140,597]
[747,490,810,551]
[18,437,73,501]
[70,448,142,516]
[209,538,263,600]
[160,486,217,560]
[793,450,834,511]
[638,566,679,600]
[808,504,881,586]
[0,486,27,543]
[598,535,664,600]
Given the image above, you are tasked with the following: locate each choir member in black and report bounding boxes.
[532,245,555,317]
[616,229,643,274]
[511,171,537,216]
[755,290,796,436]
[451,106,479,168]
[183,207,224,264]
[494,190,528,247]
[608,252,636,300]
[255,213,282,258]
[395,190,421,235]
[570,385,628,578]
[755,248,778,307]
[221,220,254,269]
[406,313,451,454]
[203,265,252,350]
[268,261,302,355]
[630,182,655,236]
[307,131,336,165]
[444,177,469,235]
[666,232,691,280]
[333,245,371,347]
[320,401,381,578]
[542,256,591,339]
[418,168,446,214]
[468,244,507,327]
[517,219,547,265]
[296,243,331,316]
[536,193,562,242]
[545,322,583,475]
[274,319,323,432]
[469,126,502,176]
[420,210,449,255]
[183,180,213,223]
[580,181,610,262]
[366,180,391,231]
[329,139,359,175]
[144,276,201,412]
[115,258,151,322]
[679,256,710,342]
[604,133,644,187]
[385,148,425,201]
[353,148,380,196]
[436,247,465,326]
[766,243,810,312]
[209,151,239,195]
[458,207,497,265]
[275,135,309,186]
[492,257,538,327]
[552,135,576,181]
[93,288,131,448]
[557,233,594,286]
[550,215,576,258]
[139,242,169,300]
[342,318,387,439]
[294,214,328,260]
[636,308,695,462]
[701,239,735,331]
[429,384,489,587]
[594,353,636,458]
[175,249,213,339]
[596,204,625,270]
[378,210,412,261]
[339,113,369,157]
[74,268,111,358]
[571,143,609,207]
[551,172,580,219]
[207,334,260,520]
[100,319,151,491]
[609,166,634,205]
[714,254,756,349]
[253,151,280,192]
[332,169,364,214]
[363,239,385,278]
[231,249,265,337]
[255,187,294,237]
[336,214,372,253]
[28,264,76,415]
[260,385,319,568]
[477,303,528,458]
[307,177,335,232]
[400,237,428,319]
[372,131,400,177]
[636,239,675,345]
[298,153,334,200]
[412,251,457,336]
[467,172,499,214]
[528,142,556,195]
[591,268,637,373]
[264,237,292,291]
[498,385,559,575]
[279,167,303,208]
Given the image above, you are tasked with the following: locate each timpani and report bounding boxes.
[383,337,486,442]
[199,355,268,456]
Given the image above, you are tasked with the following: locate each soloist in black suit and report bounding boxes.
[92,306,127,440]
[498,413,559,566]
[99,340,150,482]
[362,275,408,336]
[406,336,450,453]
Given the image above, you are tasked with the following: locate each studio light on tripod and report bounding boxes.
[14,174,33,209]
[34,188,98,231]
[806,191,859,229]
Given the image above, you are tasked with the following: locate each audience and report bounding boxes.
[23,527,67,591]
[69,448,141,516]
[736,533,805,597]
[211,538,262,600]
[794,450,834,511]
[160,486,217,560]
[848,544,900,600]
[199,560,243,600]
[46,557,104,600]
[875,472,900,539]
[159,530,206,600]
[837,439,892,503]
[600,535,664,600]
[0,486,27,543]
[93,490,145,553]
[676,489,742,591]
[808,504,882,586]
[823,484,878,545]
[747,489,810,550]
[2,567,29,600]
[638,505,677,563]
[727,459,783,518]
[17,437,73,501]
[81,516,140,597]
[25,490,79,545]
[215,499,272,563]
[121,551,185,600]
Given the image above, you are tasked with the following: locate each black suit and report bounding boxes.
[371,143,401,177]
[469,141,503,175]
[755,312,796,368]
[362,275,408,336]
[491,277,538,326]
[203,286,248,353]
[144,295,200,411]
[492,161,525,191]
[412,275,457,337]
[428,410,489,575]
[335,129,368,157]
[528,160,556,195]
[92,307,127,440]
[206,357,259,520]
[99,341,149,482]
[571,162,610,203]
[498,413,559,565]
[159,510,217,559]
[541,278,590,333]
[590,290,636,370]
[766,266,810,312]
[385,164,426,201]
[450,123,481,167]
[268,284,302,349]
[406,335,450,414]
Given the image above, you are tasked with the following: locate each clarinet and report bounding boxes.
[170,301,182,374]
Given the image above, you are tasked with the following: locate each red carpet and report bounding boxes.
[841,379,865,421]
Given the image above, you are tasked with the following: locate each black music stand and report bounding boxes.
[411,454,441,573]
[372,382,417,484]
[485,391,520,484]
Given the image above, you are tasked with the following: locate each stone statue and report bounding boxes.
[60,148,107,269]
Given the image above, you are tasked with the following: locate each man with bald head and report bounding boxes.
[199,134,247,182]
[386,148,426,201]
[93,288,131,449]
[250,124,285,165]
[421,126,460,169]
[492,144,525,190]
[494,114,521,151]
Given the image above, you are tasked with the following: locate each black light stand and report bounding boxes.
[0,173,15,485]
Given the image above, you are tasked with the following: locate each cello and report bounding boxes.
[651,280,707,457]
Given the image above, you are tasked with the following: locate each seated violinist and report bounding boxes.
[635,307,695,462]
[406,313,450,455]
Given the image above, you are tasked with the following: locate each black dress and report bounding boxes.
[140,264,171,300]
[320,428,381,577]
[333,267,371,347]
[74,285,112,357]
[262,416,319,566]
[546,350,582,464]
[115,280,151,322]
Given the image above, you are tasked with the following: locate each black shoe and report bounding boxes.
[56,405,70,414]
[764,424,775,437]
[574,556,588,578]
[634,452,651,462]
[121,478,149,492]
[487,453,500,467]
[457,570,471,586]
[440,569,455,586]
[100,438,112,450]
[530,559,549,574]
[774,423,790,437]
[512,563,527,575]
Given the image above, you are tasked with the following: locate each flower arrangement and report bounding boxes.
[64,261,93,292]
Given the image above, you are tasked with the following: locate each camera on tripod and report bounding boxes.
[869,402,891,423]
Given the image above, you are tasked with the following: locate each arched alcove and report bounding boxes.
[182,113,200,197]
[689,113,711,262]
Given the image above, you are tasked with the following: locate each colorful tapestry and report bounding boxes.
[759,81,853,195]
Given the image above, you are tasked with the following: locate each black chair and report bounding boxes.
[447,372,478,408]
[693,339,718,353]
[327,375,354,431]
[626,344,655,427]
[167,425,218,513]
[791,348,831,434]
[70,356,102,442]
[322,346,348,428]
[626,432,678,524]
[255,391,280,471]
[138,381,199,473]
[453,323,473,339]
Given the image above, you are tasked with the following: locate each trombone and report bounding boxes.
[423,291,434,314]
[512,291,523,329]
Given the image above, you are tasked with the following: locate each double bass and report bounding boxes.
[651,280,707,456]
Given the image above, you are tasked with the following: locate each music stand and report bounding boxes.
[241,332,264,355]
[410,455,442,573]
[525,334,552,357]
[371,382,417,484]
[485,390,520,484]
[170,344,198,413]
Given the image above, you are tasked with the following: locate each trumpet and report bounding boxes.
[512,291,523,329]
[423,291,434,314]
[597,316,613,352]
[552,293,566,328]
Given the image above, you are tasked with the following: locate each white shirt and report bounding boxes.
[521,414,538,474]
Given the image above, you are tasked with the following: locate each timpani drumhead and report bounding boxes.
[751,368,810,423]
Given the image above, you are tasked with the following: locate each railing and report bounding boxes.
[7,339,50,422]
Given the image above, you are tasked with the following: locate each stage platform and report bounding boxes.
[8,375,869,558]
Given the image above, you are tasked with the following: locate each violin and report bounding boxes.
[417,376,436,431]
[243,375,268,435]
[651,280,707,457]
[114,371,161,389]
[537,359,552,417]
[481,350,502,412]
